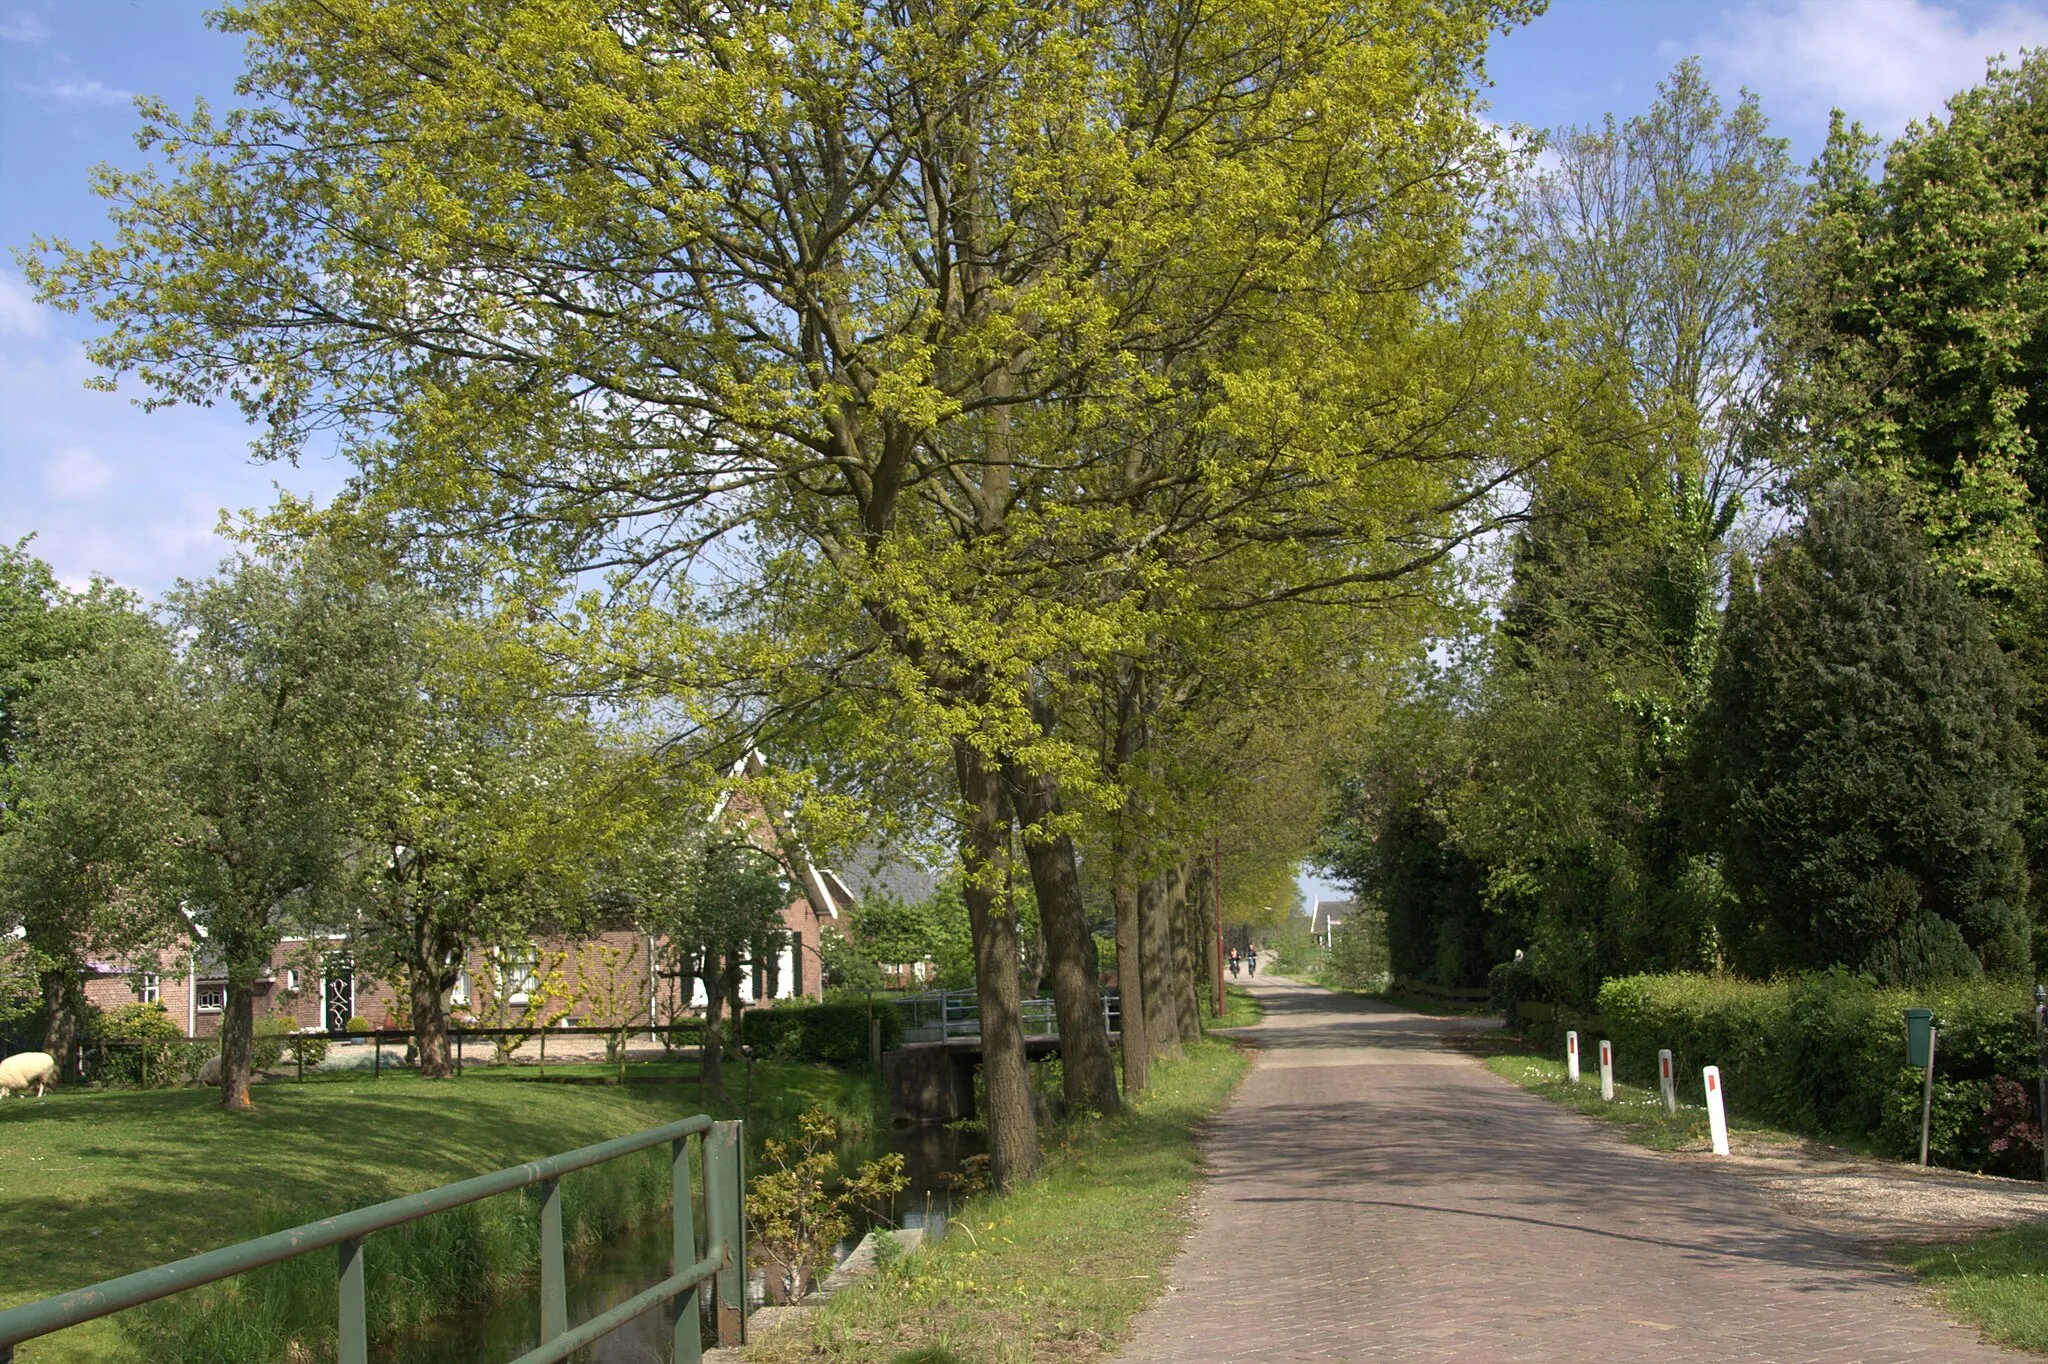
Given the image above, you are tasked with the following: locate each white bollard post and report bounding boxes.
[1657,1049,1677,1115]
[1703,1065,1730,1156]
[1566,1030,1580,1083]
[1599,1039,1615,1101]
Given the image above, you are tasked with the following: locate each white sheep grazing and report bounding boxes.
[197,1055,222,1086]
[0,1051,59,1099]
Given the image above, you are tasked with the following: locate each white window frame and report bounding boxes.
[504,949,539,1005]
[196,984,226,1013]
[137,973,160,1005]
[450,968,470,1008]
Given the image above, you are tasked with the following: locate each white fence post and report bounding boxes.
[1703,1065,1730,1156]
[1566,1030,1580,1083]
[1657,1049,1677,1115]
[1598,1039,1614,1101]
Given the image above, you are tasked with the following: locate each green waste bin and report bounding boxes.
[1905,1007,1934,1068]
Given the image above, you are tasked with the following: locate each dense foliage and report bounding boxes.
[1765,55,2048,957]
[1600,971,2043,1173]
[745,1001,905,1068]
[1319,59,2044,1022]
[1694,482,2032,981]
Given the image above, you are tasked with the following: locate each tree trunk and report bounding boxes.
[1105,666,1150,1093]
[1138,870,1180,1060]
[1171,860,1202,1043]
[1207,848,1226,1018]
[409,916,457,1080]
[39,967,84,1078]
[219,971,257,1110]
[723,953,745,1062]
[956,739,1038,1188]
[701,952,725,1094]
[1110,846,1149,1095]
[1004,761,1120,1115]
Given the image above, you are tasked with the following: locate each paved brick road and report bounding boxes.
[1115,976,2016,1363]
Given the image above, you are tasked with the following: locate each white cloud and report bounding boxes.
[0,10,48,42]
[41,443,111,500]
[17,76,134,107]
[1702,0,2048,136]
[0,271,46,338]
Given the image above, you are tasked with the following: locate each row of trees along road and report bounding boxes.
[0,536,808,1108]
[1318,59,2043,1009]
[28,0,1567,1185]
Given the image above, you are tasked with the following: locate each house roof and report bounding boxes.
[833,845,939,908]
[1312,898,1354,935]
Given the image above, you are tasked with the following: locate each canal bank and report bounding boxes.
[0,1059,884,1364]
[745,1036,1251,1364]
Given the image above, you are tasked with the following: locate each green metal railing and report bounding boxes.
[0,1115,747,1364]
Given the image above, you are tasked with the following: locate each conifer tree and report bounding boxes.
[1693,481,2032,981]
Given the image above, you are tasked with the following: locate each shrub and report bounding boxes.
[1322,910,1389,991]
[742,1001,903,1067]
[1597,970,2042,1170]
[255,1014,329,1070]
[1488,958,1542,1033]
[344,1015,371,1034]
[93,1002,186,1087]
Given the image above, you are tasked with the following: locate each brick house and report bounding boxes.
[75,753,855,1037]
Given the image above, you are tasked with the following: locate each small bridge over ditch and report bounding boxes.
[882,989,1120,1123]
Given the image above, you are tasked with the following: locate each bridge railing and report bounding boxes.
[0,1116,747,1364]
[895,989,1120,1044]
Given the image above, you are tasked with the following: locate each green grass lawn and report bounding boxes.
[1213,985,1262,1030]
[749,1037,1249,1364]
[1,1059,878,1363]
[1891,1224,2048,1354]
[1478,1049,1741,1152]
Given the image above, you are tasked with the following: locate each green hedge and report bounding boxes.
[1597,971,2044,1173]
[741,1000,902,1067]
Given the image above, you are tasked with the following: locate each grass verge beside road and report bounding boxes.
[2,1058,881,1364]
[1891,1224,2048,1354]
[1214,984,1262,1029]
[1478,1049,1741,1152]
[748,1036,1250,1364]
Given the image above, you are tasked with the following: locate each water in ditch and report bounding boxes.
[385,1121,983,1364]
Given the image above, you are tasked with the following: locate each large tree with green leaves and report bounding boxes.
[0,561,181,1064]
[1691,481,2033,983]
[628,828,791,1093]
[1763,56,2048,949]
[166,544,415,1109]
[32,0,1537,1179]
[1379,61,1807,1006]
[345,602,621,1079]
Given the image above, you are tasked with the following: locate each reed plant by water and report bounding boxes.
[126,1147,676,1364]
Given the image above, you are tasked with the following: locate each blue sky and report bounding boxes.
[4,1,2047,903]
